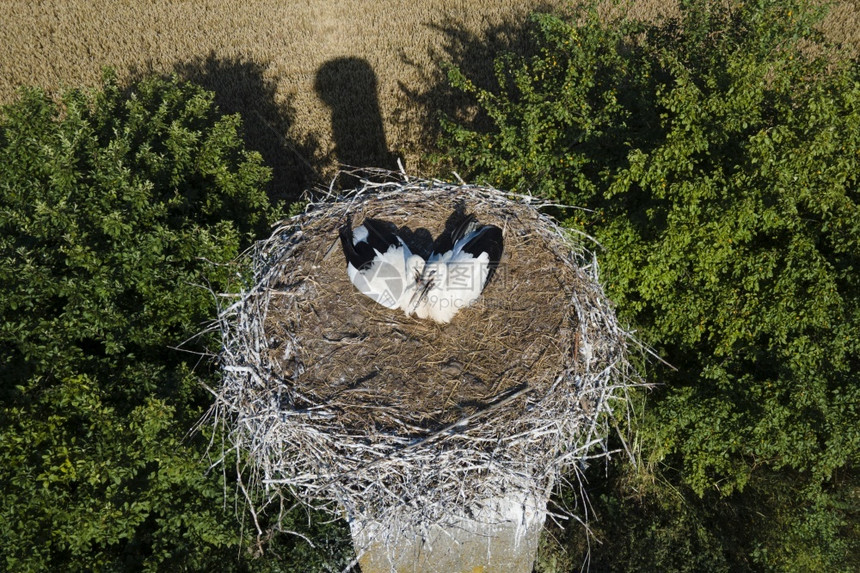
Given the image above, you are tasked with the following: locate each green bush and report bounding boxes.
[441,1,859,570]
[0,71,334,571]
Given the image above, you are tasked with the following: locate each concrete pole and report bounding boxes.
[350,482,550,573]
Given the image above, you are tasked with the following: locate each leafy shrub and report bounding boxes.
[0,71,331,571]
[440,1,859,570]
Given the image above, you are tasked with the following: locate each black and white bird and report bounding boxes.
[408,214,504,323]
[339,214,504,323]
[339,216,425,313]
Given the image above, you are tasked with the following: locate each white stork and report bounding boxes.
[408,214,503,323]
[339,216,424,312]
[339,214,503,323]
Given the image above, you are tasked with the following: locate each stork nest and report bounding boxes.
[209,170,636,538]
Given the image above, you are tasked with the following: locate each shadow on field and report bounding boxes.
[403,6,664,192]
[134,53,321,203]
[398,12,546,167]
[315,57,399,182]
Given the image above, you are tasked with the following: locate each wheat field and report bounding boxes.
[1,0,857,197]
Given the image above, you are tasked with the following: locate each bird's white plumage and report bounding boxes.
[408,229,494,324]
[351,224,369,244]
[345,235,423,311]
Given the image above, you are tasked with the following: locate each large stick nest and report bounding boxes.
[210,170,635,533]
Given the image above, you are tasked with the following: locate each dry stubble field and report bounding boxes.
[1,0,858,199]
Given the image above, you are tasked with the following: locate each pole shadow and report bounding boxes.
[315,57,398,185]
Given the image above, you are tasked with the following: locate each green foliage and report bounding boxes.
[441,1,859,570]
[0,72,349,571]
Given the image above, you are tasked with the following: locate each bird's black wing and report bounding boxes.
[339,216,402,271]
[460,224,504,284]
[361,218,402,254]
[432,213,477,257]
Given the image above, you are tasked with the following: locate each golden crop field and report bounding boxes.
[1,0,857,198]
